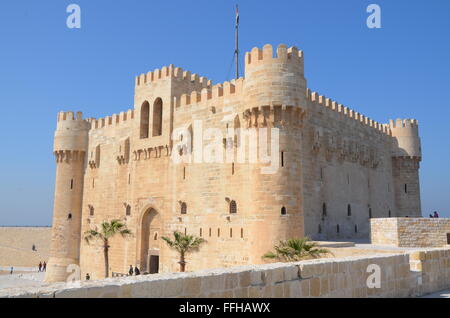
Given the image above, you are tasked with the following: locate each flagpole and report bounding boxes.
[235,4,239,80]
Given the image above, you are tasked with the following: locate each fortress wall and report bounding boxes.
[0,227,51,267]
[2,247,449,298]
[371,218,450,247]
[80,75,253,278]
[302,96,397,240]
[56,44,422,281]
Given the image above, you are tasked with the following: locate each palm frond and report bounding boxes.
[263,237,330,262]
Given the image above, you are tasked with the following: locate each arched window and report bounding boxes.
[281,206,287,216]
[355,225,358,233]
[347,204,352,216]
[181,202,187,215]
[404,184,408,193]
[336,224,340,233]
[154,233,158,240]
[126,205,131,216]
[229,200,237,214]
[140,101,150,139]
[68,213,72,220]
[153,98,163,136]
[322,203,327,218]
[389,210,392,217]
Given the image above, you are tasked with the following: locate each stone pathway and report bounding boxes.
[0,272,45,290]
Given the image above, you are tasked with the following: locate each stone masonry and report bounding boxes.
[5,247,450,298]
[371,218,450,247]
[45,43,423,282]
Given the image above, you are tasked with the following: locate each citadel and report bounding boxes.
[45,43,423,282]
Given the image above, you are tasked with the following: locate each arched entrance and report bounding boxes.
[140,208,161,273]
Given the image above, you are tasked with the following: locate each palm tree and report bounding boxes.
[84,219,132,278]
[162,231,206,272]
[263,237,331,262]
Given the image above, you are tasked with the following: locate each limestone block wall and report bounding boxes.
[0,227,51,267]
[50,43,423,281]
[371,218,450,247]
[2,248,449,298]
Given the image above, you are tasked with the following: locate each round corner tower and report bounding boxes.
[45,111,90,283]
[389,118,422,217]
[244,43,307,109]
[242,44,307,262]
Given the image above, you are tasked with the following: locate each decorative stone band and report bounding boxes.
[132,145,171,161]
[54,150,86,164]
[242,106,306,129]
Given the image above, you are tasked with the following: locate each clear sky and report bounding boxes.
[0,0,449,226]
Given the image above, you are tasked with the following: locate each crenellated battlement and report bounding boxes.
[135,64,212,88]
[389,118,421,159]
[57,111,84,122]
[48,42,424,280]
[87,109,135,130]
[307,89,391,135]
[245,44,303,67]
[389,118,419,129]
[174,78,244,108]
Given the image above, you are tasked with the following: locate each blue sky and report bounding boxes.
[0,0,449,225]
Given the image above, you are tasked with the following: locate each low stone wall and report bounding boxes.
[0,227,51,267]
[371,218,450,248]
[1,247,449,298]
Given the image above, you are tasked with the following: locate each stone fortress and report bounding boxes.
[45,43,423,283]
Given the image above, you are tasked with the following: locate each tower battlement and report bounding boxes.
[135,64,212,89]
[389,119,421,159]
[389,118,419,130]
[57,111,84,122]
[245,44,304,68]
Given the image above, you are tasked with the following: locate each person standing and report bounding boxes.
[134,266,140,276]
[86,273,90,281]
[43,261,47,272]
[433,211,440,218]
[128,265,134,276]
[38,262,42,272]
[10,267,13,275]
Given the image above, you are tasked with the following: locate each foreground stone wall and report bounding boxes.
[371,218,450,247]
[2,248,449,298]
[0,227,51,267]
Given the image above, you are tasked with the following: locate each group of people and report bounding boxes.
[38,261,47,272]
[129,265,141,276]
[429,211,440,218]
